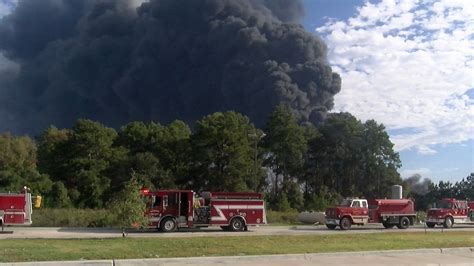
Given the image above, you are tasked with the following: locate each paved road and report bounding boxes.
[1,248,473,265]
[1,224,473,239]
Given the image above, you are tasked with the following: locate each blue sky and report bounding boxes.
[0,0,472,183]
[302,0,473,183]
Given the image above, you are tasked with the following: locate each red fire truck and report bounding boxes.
[0,187,41,231]
[426,198,474,228]
[325,198,416,230]
[140,189,267,232]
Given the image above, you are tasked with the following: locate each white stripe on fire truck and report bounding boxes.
[211,205,264,222]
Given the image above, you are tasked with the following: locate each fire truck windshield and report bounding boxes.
[437,200,452,209]
[340,199,352,207]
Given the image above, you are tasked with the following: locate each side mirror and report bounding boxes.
[151,195,156,205]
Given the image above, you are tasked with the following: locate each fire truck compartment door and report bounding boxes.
[3,212,25,224]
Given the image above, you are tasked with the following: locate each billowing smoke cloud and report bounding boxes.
[404,174,432,196]
[0,0,340,134]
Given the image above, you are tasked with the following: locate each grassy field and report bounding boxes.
[1,231,473,262]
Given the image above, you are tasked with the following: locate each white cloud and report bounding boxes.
[416,145,437,155]
[317,0,474,155]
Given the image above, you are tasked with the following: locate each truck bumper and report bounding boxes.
[426,218,444,224]
[325,218,340,225]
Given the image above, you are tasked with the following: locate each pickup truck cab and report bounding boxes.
[325,198,369,230]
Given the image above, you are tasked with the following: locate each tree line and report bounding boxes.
[1,105,469,211]
[404,173,474,211]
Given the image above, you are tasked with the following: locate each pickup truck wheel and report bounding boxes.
[443,217,453,228]
[326,224,337,230]
[396,216,410,229]
[339,217,352,230]
[160,217,177,233]
[229,217,245,231]
[382,222,394,229]
[426,222,435,228]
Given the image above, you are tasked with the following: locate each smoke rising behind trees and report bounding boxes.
[0,0,340,134]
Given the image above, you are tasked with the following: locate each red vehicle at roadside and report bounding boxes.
[0,187,41,231]
[140,189,267,232]
[325,198,416,230]
[426,198,474,228]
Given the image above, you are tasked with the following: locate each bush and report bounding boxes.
[415,211,427,224]
[32,208,116,227]
[266,210,300,224]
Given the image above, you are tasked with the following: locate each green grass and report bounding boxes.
[1,232,473,262]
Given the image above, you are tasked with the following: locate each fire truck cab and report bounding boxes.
[426,198,474,228]
[141,189,266,232]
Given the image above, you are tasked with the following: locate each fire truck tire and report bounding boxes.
[443,217,453,228]
[229,217,245,231]
[426,222,436,228]
[382,222,394,229]
[160,217,177,232]
[396,216,410,229]
[339,217,352,230]
[326,224,337,230]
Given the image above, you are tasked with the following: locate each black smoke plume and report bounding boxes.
[405,174,432,196]
[0,0,341,134]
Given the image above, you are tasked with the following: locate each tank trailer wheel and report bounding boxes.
[160,217,177,233]
[326,224,337,230]
[339,217,352,230]
[396,216,410,229]
[443,217,453,228]
[229,217,245,231]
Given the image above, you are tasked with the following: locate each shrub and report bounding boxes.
[32,208,115,227]
[266,210,300,224]
[415,211,427,224]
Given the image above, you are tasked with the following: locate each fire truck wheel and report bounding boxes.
[339,217,352,230]
[396,216,410,229]
[160,217,177,232]
[443,217,453,228]
[326,224,337,230]
[229,217,245,231]
[426,222,436,228]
